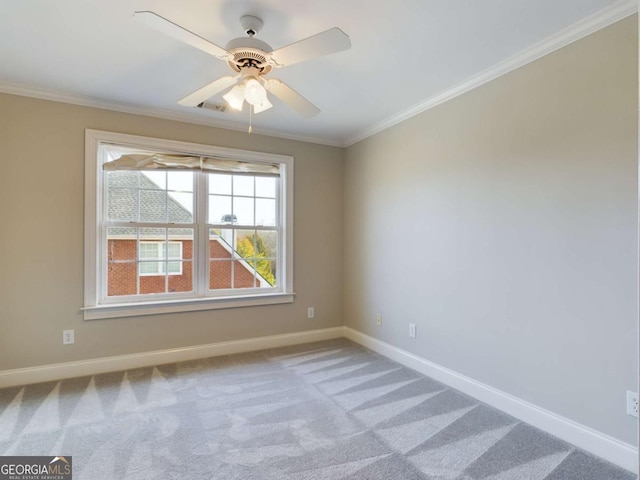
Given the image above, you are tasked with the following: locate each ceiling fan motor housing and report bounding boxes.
[225,37,273,74]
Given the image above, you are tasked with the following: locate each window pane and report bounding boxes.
[140,274,166,294]
[168,193,193,223]
[257,258,277,288]
[140,172,164,191]
[233,175,254,196]
[140,227,165,242]
[234,266,255,289]
[142,171,166,190]
[208,195,232,224]
[235,230,255,260]
[259,230,278,259]
[255,198,276,226]
[138,237,185,275]
[255,230,277,287]
[107,262,137,297]
[139,238,162,277]
[107,227,136,261]
[170,228,193,260]
[139,190,167,222]
[140,261,161,275]
[167,171,193,192]
[256,177,276,198]
[233,196,254,225]
[235,230,276,288]
[210,229,233,260]
[257,230,277,287]
[210,260,233,290]
[139,230,164,279]
[107,170,138,189]
[165,241,183,275]
[139,242,159,260]
[107,226,138,297]
[167,242,181,259]
[209,174,231,195]
[107,188,138,221]
[169,262,193,292]
[167,261,181,273]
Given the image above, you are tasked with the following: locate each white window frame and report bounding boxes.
[83,129,294,320]
[139,241,183,276]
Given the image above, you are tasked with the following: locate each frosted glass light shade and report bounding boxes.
[244,78,267,106]
[253,97,273,114]
[223,85,245,111]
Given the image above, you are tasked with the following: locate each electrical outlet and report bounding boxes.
[376,314,382,326]
[63,329,75,345]
[627,391,638,417]
[409,323,416,338]
[307,307,315,319]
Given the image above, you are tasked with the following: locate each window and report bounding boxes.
[84,130,294,320]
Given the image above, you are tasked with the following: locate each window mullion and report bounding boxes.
[195,170,208,295]
[99,164,108,302]
[276,175,283,291]
[164,229,169,292]
[136,228,141,295]
[164,171,169,291]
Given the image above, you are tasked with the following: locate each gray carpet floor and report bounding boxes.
[0,338,636,479]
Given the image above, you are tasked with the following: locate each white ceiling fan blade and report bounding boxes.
[134,11,230,60]
[178,75,239,107]
[269,28,351,67]
[265,79,320,117]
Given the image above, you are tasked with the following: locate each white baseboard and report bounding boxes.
[0,327,344,389]
[344,327,638,474]
[2,325,636,473]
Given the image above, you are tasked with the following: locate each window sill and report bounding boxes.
[82,292,295,320]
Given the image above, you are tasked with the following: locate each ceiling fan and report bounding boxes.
[134,11,351,117]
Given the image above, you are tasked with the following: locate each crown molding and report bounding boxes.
[344,0,638,147]
[0,82,344,148]
[0,0,635,149]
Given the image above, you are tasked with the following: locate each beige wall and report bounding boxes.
[344,16,638,445]
[0,95,344,370]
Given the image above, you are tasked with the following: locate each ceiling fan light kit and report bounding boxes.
[222,75,273,114]
[133,10,351,123]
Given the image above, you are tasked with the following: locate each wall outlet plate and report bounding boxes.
[376,314,382,326]
[63,329,75,345]
[307,307,315,319]
[627,391,638,417]
[409,323,416,338]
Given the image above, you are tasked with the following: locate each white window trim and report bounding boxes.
[83,129,294,320]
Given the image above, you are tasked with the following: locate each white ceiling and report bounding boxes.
[0,0,634,146]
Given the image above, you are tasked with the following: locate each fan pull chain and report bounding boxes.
[248,105,253,134]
